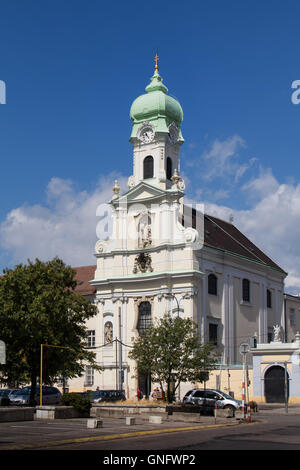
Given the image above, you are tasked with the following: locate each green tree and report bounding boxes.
[0,257,97,405]
[129,314,217,403]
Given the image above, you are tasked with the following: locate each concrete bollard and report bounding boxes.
[87,418,103,429]
[149,415,162,424]
[125,417,136,426]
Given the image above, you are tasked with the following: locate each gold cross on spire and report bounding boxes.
[154,51,159,71]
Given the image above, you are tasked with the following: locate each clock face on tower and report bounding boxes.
[138,123,155,143]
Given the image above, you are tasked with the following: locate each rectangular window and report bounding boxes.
[290,308,296,327]
[87,330,96,348]
[242,279,250,302]
[209,323,218,346]
[85,366,94,386]
[267,289,272,308]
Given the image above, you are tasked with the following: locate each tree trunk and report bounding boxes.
[29,370,37,406]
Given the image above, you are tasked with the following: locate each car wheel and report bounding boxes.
[224,405,235,414]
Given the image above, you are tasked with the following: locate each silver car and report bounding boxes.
[9,386,61,406]
[183,389,243,412]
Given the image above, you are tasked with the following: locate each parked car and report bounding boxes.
[0,389,18,405]
[91,390,126,403]
[183,389,244,413]
[9,386,61,406]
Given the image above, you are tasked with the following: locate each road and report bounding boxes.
[38,411,300,451]
[1,405,300,463]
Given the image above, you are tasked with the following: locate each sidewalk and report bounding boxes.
[257,403,300,414]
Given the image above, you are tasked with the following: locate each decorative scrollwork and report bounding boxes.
[133,252,153,274]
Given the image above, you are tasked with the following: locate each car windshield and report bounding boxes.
[14,387,31,395]
[13,386,50,396]
[219,391,235,400]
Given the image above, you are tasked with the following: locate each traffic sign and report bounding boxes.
[239,342,250,355]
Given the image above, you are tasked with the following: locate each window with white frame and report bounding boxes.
[87,330,96,348]
[85,366,94,386]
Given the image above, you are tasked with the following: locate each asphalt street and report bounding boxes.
[1,404,300,463]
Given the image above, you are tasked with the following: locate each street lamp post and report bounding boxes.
[166,293,186,317]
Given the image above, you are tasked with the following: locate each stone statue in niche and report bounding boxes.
[104,321,113,344]
[273,324,281,342]
[138,214,152,248]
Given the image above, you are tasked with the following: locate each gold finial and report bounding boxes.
[112,179,120,199]
[154,52,159,71]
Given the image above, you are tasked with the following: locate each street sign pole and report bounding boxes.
[0,340,6,365]
[239,343,250,418]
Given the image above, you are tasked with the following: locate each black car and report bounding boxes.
[92,390,126,403]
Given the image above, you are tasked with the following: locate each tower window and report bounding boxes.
[208,273,218,296]
[166,157,173,180]
[242,278,250,302]
[143,156,154,179]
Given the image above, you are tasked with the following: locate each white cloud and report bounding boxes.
[1,153,300,296]
[203,175,300,294]
[0,174,128,270]
[242,166,279,200]
[201,134,246,181]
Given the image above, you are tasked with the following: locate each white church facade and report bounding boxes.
[66,61,300,403]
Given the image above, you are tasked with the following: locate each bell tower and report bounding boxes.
[128,56,184,190]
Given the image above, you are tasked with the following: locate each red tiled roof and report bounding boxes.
[73,265,96,295]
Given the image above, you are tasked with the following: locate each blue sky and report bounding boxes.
[1,0,300,291]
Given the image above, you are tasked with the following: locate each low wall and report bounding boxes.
[91,405,166,418]
[0,407,35,422]
[92,405,235,421]
[36,406,90,420]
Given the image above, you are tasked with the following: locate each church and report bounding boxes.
[66,59,300,403]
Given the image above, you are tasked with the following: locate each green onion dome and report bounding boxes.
[130,68,184,141]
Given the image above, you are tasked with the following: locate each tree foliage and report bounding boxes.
[0,258,97,404]
[129,314,218,403]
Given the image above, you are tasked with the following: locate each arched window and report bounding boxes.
[208,273,218,295]
[137,301,152,334]
[143,156,154,179]
[242,278,250,302]
[166,157,173,180]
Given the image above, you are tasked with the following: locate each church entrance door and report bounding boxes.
[138,372,151,399]
[264,365,288,403]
